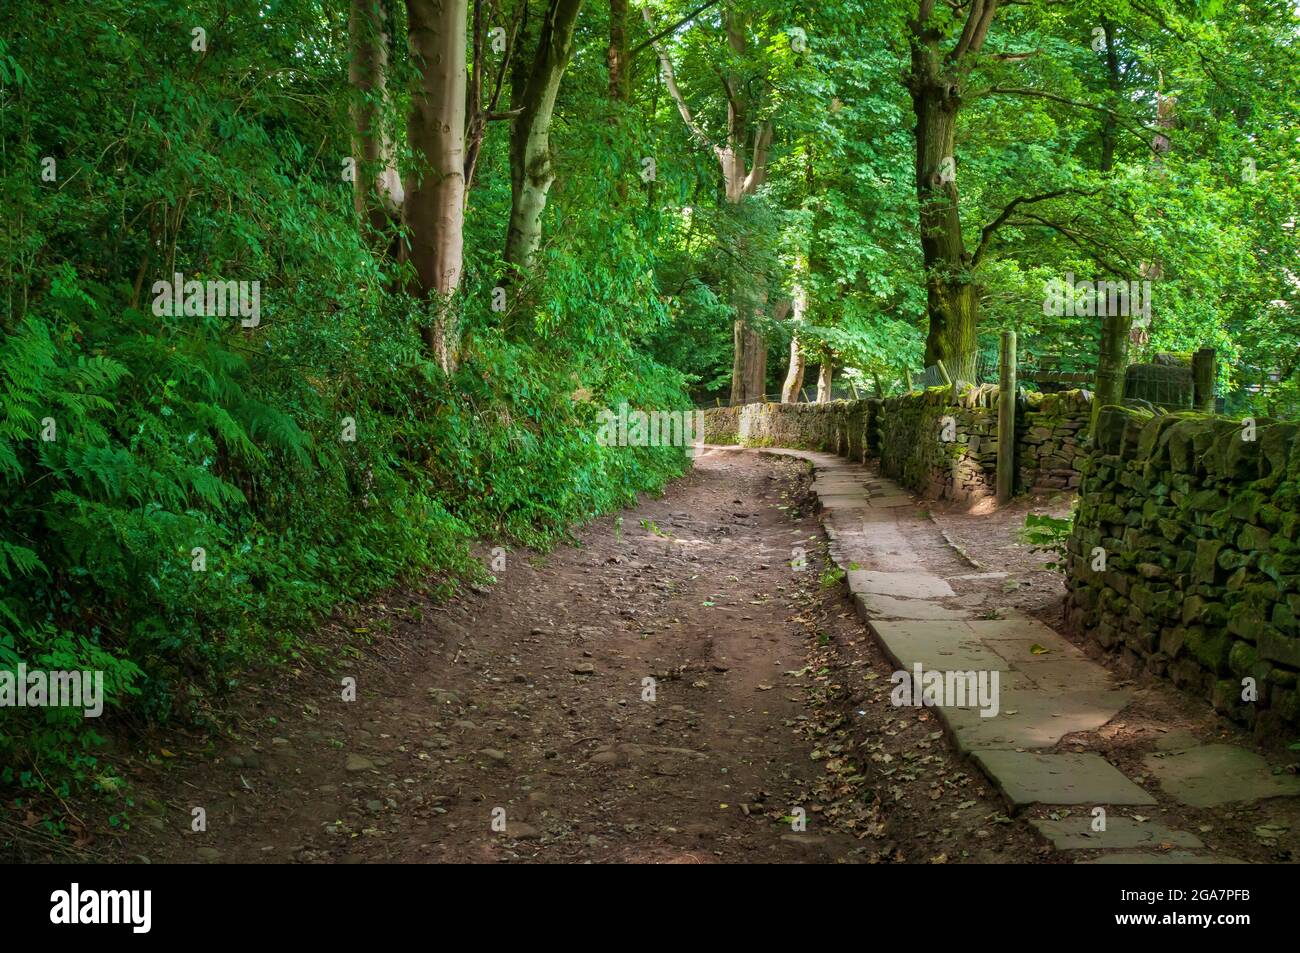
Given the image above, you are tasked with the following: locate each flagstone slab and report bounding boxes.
[814,488,869,500]
[965,618,1074,643]
[1008,657,1112,686]
[846,509,901,525]
[854,593,972,621]
[1030,817,1203,850]
[983,638,1082,665]
[1142,744,1300,807]
[1010,658,1117,693]
[848,571,955,600]
[870,620,1007,672]
[837,529,925,569]
[848,522,914,549]
[863,495,918,508]
[818,494,874,509]
[812,481,869,494]
[945,688,1131,752]
[971,751,1157,810]
[826,532,894,564]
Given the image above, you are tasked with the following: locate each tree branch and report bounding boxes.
[630,0,720,57]
[1009,213,1132,274]
[950,0,999,62]
[978,85,1164,149]
[741,121,773,195]
[641,5,724,162]
[972,187,1098,265]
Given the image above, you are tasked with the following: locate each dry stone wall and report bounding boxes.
[1018,390,1091,491]
[876,386,998,503]
[1065,406,1300,734]
[875,386,1091,503]
[703,388,1090,504]
[702,400,882,462]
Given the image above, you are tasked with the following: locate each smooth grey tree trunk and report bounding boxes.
[504,0,584,275]
[404,0,468,372]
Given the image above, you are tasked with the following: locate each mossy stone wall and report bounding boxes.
[1065,405,1300,734]
[703,389,1089,504]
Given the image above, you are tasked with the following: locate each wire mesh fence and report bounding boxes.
[908,352,1201,412]
[1018,351,1096,392]
[1121,361,1197,412]
[914,353,999,389]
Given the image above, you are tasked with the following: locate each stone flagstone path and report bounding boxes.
[713,445,1300,863]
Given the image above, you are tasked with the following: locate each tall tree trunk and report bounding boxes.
[781,334,804,403]
[607,0,629,102]
[730,288,775,403]
[1089,15,1126,428]
[907,0,999,385]
[910,46,977,382]
[720,7,773,401]
[1099,17,1120,174]
[731,320,768,403]
[504,0,584,276]
[349,0,404,243]
[726,237,771,403]
[646,3,772,404]
[816,354,833,403]
[1092,312,1131,430]
[404,0,468,372]
[781,280,807,403]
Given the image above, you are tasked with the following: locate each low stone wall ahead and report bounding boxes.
[1019,390,1091,491]
[702,400,882,461]
[1065,406,1300,735]
[876,386,1092,504]
[877,386,997,503]
[704,388,1090,504]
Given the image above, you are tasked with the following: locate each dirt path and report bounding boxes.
[98,449,1041,864]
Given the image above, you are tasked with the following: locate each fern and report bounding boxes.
[0,542,44,581]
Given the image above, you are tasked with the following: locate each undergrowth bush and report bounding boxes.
[0,274,689,808]
[1018,509,1076,573]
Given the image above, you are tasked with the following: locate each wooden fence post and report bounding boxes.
[997,331,1017,505]
[1192,348,1217,414]
[935,360,953,402]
